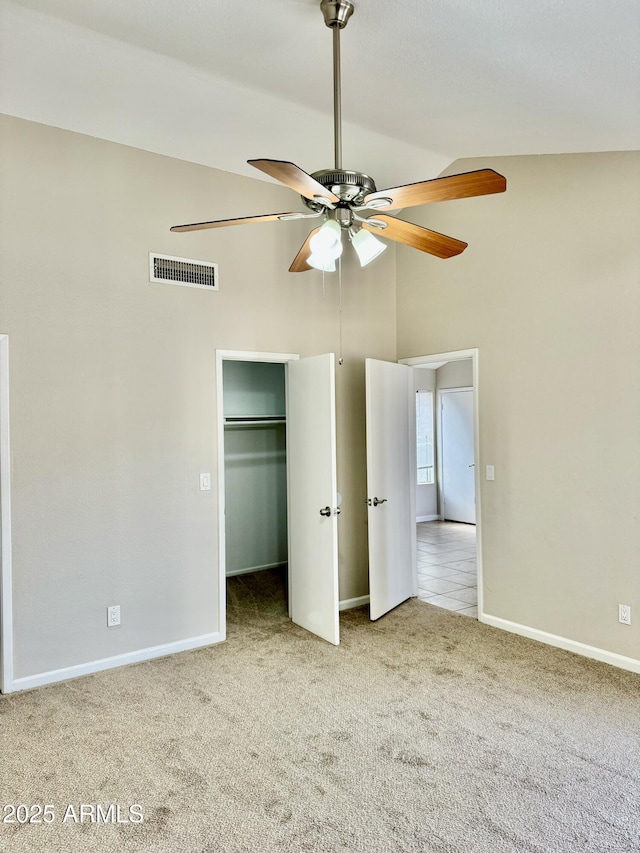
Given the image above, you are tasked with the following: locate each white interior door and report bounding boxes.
[440,389,475,524]
[365,359,416,621]
[287,353,340,645]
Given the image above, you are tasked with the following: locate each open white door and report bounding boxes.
[365,359,416,621]
[287,353,340,645]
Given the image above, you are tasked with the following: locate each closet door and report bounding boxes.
[365,359,416,620]
[287,353,340,645]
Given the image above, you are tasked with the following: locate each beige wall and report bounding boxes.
[397,150,640,660]
[0,115,396,679]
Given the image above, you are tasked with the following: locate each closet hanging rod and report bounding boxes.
[224,417,286,428]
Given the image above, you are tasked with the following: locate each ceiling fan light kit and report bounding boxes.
[171,0,506,272]
[308,254,337,273]
[352,228,387,267]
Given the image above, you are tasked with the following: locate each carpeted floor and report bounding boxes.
[1,568,639,852]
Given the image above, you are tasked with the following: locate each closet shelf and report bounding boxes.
[224,416,286,429]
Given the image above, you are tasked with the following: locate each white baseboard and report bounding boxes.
[416,514,440,523]
[481,614,640,675]
[10,631,224,693]
[226,562,286,578]
[339,595,370,611]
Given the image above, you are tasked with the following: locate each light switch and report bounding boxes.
[485,465,495,481]
[200,473,211,491]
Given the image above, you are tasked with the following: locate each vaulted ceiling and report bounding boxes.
[1,0,638,188]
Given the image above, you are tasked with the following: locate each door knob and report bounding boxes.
[320,506,340,517]
[468,463,475,468]
[372,497,387,507]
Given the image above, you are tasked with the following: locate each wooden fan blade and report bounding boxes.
[363,215,467,259]
[363,169,506,211]
[289,227,321,272]
[248,159,340,204]
[170,212,302,232]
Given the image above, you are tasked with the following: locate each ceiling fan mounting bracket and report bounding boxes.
[320,0,354,30]
[302,169,377,211]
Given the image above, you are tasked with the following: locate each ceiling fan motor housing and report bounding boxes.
[303,169,377,212]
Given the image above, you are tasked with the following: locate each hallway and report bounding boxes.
[416,521,477,618]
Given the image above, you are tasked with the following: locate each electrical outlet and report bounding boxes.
[619,604,631,625]
[107,605,121,627]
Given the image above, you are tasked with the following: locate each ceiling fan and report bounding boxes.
[171,0,506,272]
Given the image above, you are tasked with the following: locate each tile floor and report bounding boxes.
[417,520,478,618]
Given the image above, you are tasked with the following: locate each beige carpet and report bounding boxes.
[1,568,639,852]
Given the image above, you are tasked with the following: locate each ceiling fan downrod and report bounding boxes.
[321,0,354,171]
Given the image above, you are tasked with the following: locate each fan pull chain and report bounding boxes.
[338,256,344,365]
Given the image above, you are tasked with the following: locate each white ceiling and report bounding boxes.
[1,0,639,188]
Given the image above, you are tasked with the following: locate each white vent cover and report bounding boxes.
[149,253,218,291]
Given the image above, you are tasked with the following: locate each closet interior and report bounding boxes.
[222,360,288,580]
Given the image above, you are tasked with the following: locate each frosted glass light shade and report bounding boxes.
[325,239,343,261]
[308,219,342,271]
[352,228,387,266]
[310,219,341,253]
[308,253,336,272]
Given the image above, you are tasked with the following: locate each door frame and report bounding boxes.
[215,350,299,641]
[0,335,13,693]
[437,386,474,524]
[398,348,484,621]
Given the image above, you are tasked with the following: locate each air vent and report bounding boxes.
[149,253,218,291]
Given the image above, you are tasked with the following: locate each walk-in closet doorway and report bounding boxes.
[217,351,296,644]
[215,350,341,646]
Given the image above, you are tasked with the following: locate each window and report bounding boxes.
[416,390,434,485]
